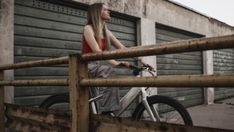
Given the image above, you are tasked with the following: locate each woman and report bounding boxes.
[82,3,149,114]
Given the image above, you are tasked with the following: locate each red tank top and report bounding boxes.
[82,36,106,54]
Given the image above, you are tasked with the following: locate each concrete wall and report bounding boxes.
[0,0,14,103]
[73,0,234,36]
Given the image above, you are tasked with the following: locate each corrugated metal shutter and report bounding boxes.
[14,0,137,107]
[156,24,204,107]
[214,49,234,100]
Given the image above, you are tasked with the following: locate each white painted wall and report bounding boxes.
[140,18,157,95]
[0,0,14,103]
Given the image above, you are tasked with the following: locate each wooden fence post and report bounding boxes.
[0,71,5,132]
[69,55,89,132]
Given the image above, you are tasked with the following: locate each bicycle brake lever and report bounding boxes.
[141,64,156,73]
[129,64,142,76]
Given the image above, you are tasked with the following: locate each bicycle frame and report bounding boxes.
[89,66,161,121]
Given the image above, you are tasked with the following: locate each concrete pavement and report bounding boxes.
[187,98,234,130]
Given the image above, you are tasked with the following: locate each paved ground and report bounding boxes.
[187,98,234,130]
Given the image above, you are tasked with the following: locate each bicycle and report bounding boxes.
[39,64,193,125]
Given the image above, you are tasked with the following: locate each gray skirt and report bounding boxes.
[88,62,120,114]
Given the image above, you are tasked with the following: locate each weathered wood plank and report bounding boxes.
[90,115,232,132]
[68,55,89,132]
[4,102,233,132]
[5,103,70,131]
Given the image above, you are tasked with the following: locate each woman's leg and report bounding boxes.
[88,63,120,114]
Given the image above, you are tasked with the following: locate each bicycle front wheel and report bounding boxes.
[39,93,70,114]
[132,95,193,125]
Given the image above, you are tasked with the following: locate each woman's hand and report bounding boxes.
[138,58,155,71]
[116,61,130,68]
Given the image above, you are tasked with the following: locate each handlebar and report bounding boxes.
[130,64,156,76]
[117,63,156,76]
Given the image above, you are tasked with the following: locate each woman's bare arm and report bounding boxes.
[107,29,154,68]
[108,30,126,49]
[84,25,121,66]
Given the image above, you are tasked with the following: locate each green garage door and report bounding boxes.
[156,24,204,107]
[214,49,234,100]
[14,0,137,106]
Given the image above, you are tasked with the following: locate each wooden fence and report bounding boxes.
[1,34,234,132]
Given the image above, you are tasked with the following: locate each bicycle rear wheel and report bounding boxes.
[39,93,70,114]
[132,95,193,125]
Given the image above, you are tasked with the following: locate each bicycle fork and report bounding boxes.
[141,88,161,122]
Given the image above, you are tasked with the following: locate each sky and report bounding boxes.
[171,0,234,27]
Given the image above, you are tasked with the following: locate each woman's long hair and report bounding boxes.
[87,3,111,50]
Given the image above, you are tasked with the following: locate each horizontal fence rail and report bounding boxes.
[0,79,68,86]
[80,74,234,87]
[82,34,234,61]
[0,56,69,71]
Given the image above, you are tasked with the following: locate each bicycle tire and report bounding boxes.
[39,93,69,112]
[132,95,193,125]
